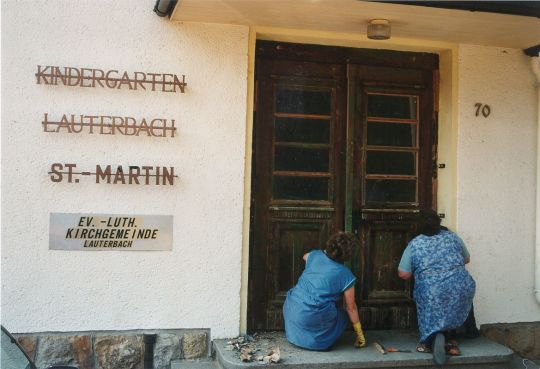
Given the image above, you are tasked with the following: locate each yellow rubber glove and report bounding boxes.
[353,321,366,348]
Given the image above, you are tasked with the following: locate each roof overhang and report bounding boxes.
[170,0,540,51]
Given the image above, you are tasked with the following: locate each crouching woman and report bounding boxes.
[283,232,366,350]
[398,210,476,365]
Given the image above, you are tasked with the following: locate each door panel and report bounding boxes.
[359,305,417,330]
[249,56,346,331]
[349,65,436,329]
[249,41,438,331]
[366,221,413,300]
[265,217,332,330]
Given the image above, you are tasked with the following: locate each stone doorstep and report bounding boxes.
[212,331,514,369]
[509,356,540,369]
[481,322,540,359]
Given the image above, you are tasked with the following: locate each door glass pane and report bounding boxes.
[366,151,416,175]
[275,147,329,172]
[367,122,416,147]
[273,176,329,200]
[366,179,416,203]
[275,117,330,144]
[368,94,417,119]
[276,89,331,115]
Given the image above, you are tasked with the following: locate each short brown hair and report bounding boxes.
[324,231,358,263]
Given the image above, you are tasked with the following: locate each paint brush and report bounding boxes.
[373,341,386,354]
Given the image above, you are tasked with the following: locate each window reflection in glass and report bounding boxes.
[1,329,32,369]
[275,118,330,144]
[275,147,329,172]
[368,94,417,120]
[366,151,416,175]
[367,122,416,147]
[366,179,416,203]
[273,176,329,201]
[276,89,331,115]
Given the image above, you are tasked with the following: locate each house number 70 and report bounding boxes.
[474,103,491,117]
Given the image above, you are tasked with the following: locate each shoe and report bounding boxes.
[416,342,432,353]
[445,340,461,356]
[432,333,447,366]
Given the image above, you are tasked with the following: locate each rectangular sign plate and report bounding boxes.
[49,213,173,251]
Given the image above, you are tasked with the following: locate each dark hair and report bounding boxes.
[324,231,358,263]
[417,209,441,236]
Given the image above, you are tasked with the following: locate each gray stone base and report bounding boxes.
[14,329,209,369]
[481,321,540,360]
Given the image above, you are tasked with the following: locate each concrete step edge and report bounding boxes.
[171,358,221,369]
[214,343,513,369]
[215,353,511,369]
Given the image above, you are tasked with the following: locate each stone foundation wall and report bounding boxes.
[481,322,540,359]
[14,329,209,369]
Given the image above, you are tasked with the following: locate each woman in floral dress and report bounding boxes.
[398,210,476,365]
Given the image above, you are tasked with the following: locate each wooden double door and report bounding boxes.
[248,41,438,331]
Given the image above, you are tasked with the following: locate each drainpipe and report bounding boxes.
[532,56,540,304]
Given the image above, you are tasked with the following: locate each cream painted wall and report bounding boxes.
[1,1,249,338]
[456,45,540,324]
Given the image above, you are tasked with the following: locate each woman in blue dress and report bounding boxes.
[398,210,476,365]
[283,232,366,351]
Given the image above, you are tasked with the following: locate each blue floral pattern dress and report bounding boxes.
[399,230,476,342]
[283,250,356,350]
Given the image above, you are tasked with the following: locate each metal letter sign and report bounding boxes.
[36,65,187,93]
[50,213,173,251]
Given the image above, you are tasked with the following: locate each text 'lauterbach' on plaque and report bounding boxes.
[50,213,173,251]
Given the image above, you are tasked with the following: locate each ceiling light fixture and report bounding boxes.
[153,0,177,18]
[367,19,391,40]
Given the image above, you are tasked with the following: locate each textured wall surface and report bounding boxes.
[456,44,540,324]
[1,0,249,338]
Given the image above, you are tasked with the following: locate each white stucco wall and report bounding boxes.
[3,0,539,339]
[456,44,540,324]
[1,1,249,338]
